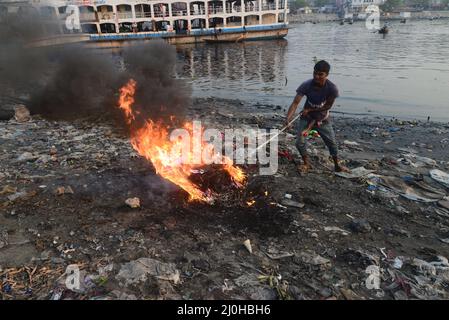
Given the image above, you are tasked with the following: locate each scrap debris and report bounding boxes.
[1,97,449,300]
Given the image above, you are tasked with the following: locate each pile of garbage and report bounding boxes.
[1,100,449,300]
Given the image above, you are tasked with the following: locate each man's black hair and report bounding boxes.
[314,60,331,74]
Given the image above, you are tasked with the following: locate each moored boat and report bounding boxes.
[2,0,290,47]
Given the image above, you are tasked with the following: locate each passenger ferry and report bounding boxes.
[5,0,289,46]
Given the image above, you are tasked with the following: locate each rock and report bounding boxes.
[349,218,372,233]
[17,152,38,162]
[125,197,140,209]
[116,257,180,286]
[281,199,305,208]
[14,105,31,122]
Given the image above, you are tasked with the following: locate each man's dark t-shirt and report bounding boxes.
[296,79,339,122]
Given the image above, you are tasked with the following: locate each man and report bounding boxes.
[285,60,349,173]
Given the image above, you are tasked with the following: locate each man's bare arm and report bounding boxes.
[286,94,303,124]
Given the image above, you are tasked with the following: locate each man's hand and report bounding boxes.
[301,108,311,117]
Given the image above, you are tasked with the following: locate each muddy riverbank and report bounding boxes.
[1,97,449,300]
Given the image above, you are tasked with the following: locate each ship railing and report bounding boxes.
[208,7,223,14]
[172,10,188,16]
[226,6,241,13]
[135,12,152,18]
[192,8,207,15]
[117,12,133,19]
[244,4,260,12]
[262,4,276,10]
[153,12,169,17]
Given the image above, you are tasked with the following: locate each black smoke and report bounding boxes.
[0,8,189,123]
[29,47,124,120]
[121,41,189,126]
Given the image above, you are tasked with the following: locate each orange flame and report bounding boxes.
[118,79,136,124]
[246,200,256,206]
[118,79,246,202]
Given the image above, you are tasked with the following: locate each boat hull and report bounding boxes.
[89,25,288,48]
[27,24,288,48]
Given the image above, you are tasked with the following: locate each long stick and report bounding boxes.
[247,113,301,159]
[256,113,301,151]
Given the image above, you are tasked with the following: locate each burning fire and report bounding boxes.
[118,79,136,124]
[246,200,256,206]
[118,79,246,202]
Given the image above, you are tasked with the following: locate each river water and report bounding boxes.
[175,19,449,122]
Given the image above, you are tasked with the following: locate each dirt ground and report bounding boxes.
[1,97,449,300]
